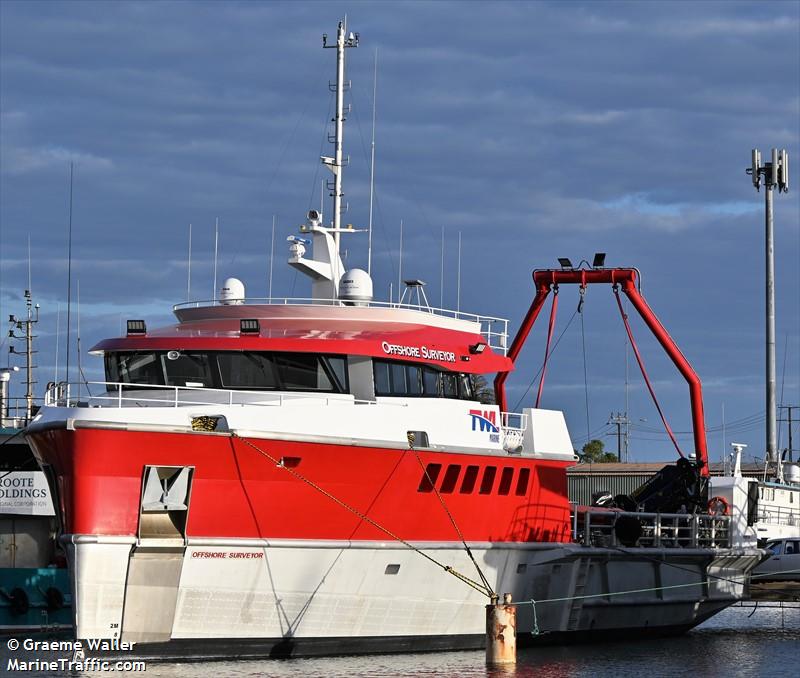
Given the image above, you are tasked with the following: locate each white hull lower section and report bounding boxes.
[64,536,762,657]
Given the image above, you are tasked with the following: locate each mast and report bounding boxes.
[8,289,39,421]
[323,20,359,250]
[367,48,377,276]
[290,21,363,302]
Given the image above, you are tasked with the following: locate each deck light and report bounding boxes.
[592,252,606,268]
[126,320,146,335]
[470,342,487,355]
[557,257,573,269]
[240,318,260,335]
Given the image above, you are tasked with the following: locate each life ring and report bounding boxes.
[707,496,729,516]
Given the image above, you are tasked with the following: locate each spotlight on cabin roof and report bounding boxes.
[240,319,260,335]
[126,320,146,335]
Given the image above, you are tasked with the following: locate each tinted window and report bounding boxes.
[516,468,531,496]
[274,353,332,390]
[479,467,497,495]
[390,363,406,395]
[498,467,514,495]
[458,374,473,399]
[460,465,479,494]
[418,463,442,493]
[422,367,441,396]
[163,353,213,387]
[327,356,348,391]
[440,465,461,494]
[218,353,278,389]
[107,352,162,386]
[374,362,391,395]
[442,372,458,398]
[406,365,423,395]
[372,359,482,400]
[105,351,346,393]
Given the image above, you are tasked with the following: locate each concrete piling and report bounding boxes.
[486,592,516,665]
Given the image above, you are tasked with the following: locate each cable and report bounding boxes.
[232,432,492,597]
[613,286,684,458]
[511,307,579,413]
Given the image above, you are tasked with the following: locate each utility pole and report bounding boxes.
[608,411,630,463]
[778,405,798,463]
[747,149,789,467]
[8,289,40,421]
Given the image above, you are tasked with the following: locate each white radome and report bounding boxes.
[219,277,245,305]
[339,268,373,305]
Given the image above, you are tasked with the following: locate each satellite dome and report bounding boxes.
[219,277,245,305]
[338,268,373,306]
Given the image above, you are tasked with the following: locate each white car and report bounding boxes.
[753,538,800,582]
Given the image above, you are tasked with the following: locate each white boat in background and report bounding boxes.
[709,443,799,560]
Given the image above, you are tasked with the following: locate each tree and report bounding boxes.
[579,439,617,463]
[472,374,495,404]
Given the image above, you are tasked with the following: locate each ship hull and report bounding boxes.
[62,535,759,658]
[27,423,762,659]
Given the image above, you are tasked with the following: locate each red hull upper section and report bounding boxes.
[29,428,572,543]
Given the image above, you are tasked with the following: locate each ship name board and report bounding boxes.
[191,551,264,559]
[381,341,456,363]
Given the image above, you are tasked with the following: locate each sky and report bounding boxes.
[1,1,798,465]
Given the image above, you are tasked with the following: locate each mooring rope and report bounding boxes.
[518,566,800,610]
[409,445,495,597]
[231,432,493,598]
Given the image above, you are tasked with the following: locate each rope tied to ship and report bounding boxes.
[530,599,540,635]
[409,445,496,598]
[230,432,494,598]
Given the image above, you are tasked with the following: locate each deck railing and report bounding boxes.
[43,381,403,410]
[571,504,731,549]
[173,297,510,354]
[757,504,800,529]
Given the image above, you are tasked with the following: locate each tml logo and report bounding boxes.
[469,409,498,433]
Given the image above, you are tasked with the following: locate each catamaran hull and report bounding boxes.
[62,535,760,659]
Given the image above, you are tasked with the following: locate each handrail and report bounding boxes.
[571,503,731,549]
[43,381,407,410]
[172,297,509,353]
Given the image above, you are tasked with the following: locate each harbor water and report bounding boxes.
[2,605,797,677]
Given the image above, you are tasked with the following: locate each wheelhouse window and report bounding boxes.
[373,359,482,401]
[105,351,347,393]
[217,353,278,389]
[164,352,213,387]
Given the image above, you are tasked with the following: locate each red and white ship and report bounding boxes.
[27,20,762,659]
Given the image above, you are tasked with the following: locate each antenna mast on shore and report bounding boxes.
[8,289,39,420]
[747,148,789,474]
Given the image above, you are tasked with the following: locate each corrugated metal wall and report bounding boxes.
[567,467,764,505]
[568,473,653,505]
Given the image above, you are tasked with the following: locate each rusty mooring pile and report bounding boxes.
[486,593,516,664]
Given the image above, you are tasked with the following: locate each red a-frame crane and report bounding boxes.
[494,267,709,477]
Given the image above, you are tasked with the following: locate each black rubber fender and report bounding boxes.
[9,587,30,616]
